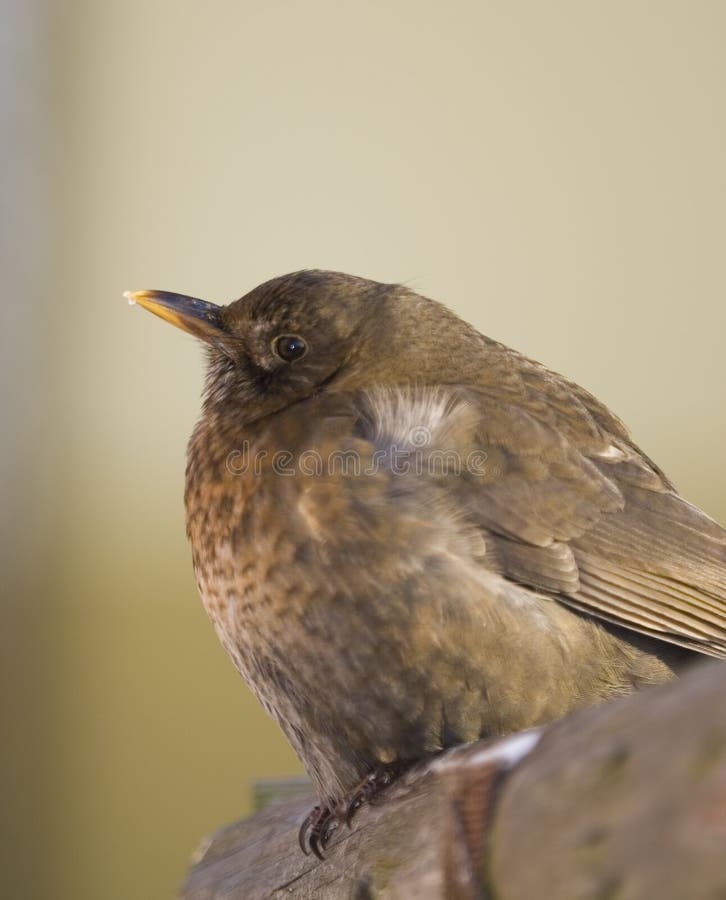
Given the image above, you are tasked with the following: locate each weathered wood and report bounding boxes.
[182,660,726,899]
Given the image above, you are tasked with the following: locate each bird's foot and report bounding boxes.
[299,761,408,858]
[340,760,408,827]
[298,804,337,859]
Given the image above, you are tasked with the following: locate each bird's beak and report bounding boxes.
[125,289,225,343]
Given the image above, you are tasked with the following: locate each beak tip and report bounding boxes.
[123,290,138,306]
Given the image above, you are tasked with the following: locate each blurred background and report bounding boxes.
[3,2,725,898]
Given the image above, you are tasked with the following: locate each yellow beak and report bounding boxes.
[125,289,225,343]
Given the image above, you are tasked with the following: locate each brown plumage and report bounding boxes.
[129,270,726,847]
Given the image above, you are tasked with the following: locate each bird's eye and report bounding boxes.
[273,334,308,362]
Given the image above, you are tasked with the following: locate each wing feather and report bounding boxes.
[397,382,726,658]
[357,382,726,657]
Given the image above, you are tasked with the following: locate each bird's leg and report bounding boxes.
[299,761,410,858]
[340,760,410,827]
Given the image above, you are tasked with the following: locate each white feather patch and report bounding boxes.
[595,444,627,461]
[361,386,476,453]
[427,727,543,774]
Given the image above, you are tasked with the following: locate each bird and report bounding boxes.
[128,270,726,856]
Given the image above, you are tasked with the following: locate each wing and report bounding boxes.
[360,377,726,658]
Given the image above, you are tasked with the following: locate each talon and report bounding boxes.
[299,804,336,859]
[344,796,359,828]
[309,831,324,861]
[298,763,408,856]
[298,805,319,855]
[343,777,370,826]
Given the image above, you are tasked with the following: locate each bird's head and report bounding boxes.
[128,269,484,423]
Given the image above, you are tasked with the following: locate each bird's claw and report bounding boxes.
[299,762,407,858]
[298,805,337,859]
[343,761,406,827]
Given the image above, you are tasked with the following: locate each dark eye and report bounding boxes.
[273,334,308,362]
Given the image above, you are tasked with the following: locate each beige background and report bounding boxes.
[4,2,725,898]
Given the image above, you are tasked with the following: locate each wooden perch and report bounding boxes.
[182,660,726,899]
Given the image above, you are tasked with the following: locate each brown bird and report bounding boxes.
[128,270,726,855]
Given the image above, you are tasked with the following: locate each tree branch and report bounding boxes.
[182,660,726,899]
